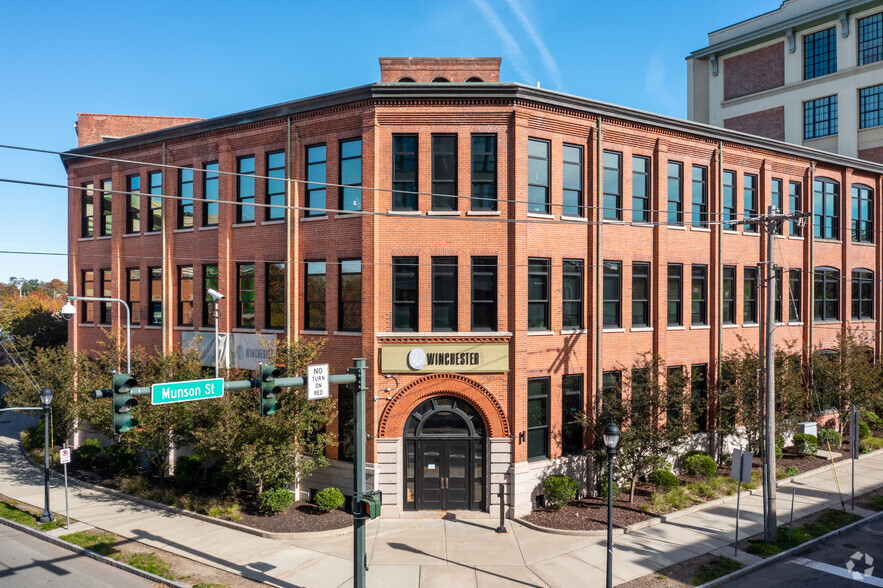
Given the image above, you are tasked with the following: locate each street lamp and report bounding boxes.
[206,289,225,378]
[603,421,621,588]
[62,297,131,374]
[37,386,54,523]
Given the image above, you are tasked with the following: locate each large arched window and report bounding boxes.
[405,397,485,438]
[852,268,874,319]
[814,178,840,240]
[852,184,874,243]
[397,77,416,83]
[814,267,840,321]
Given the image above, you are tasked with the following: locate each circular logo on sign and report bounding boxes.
[407,348,427,370]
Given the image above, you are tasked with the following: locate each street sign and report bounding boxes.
[59,447,71,464]
[151,378,224,405]
[730,448,753,484]
[307,364,329,400]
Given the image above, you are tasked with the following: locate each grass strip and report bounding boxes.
[0,499,63,531]
[60,528,177,580]
[692,556,742,585]
[745,509,862,557]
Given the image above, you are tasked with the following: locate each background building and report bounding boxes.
[65,57,883,517]
[688,0,883,163]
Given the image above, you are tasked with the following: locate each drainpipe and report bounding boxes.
[162,142,168,354]
[286,117,293,344]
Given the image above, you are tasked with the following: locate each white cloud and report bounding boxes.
[471,0,535,83]
[504,0,562,90]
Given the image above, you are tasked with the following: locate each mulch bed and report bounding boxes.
[237,501,352,533]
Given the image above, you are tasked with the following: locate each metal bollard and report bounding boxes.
[495,484,507,533]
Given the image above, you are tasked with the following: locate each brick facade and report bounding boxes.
[859,146,883,164]
[724,106,786,141]
[723,42,785,101]
[76,113,205,147]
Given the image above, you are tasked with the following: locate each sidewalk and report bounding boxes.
[2,410,882,587]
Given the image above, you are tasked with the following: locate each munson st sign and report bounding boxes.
[152,378,224,405]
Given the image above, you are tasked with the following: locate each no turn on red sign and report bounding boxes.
[307,364,329,400]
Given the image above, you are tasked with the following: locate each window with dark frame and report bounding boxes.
[100,269,112,323]
[266,262,285,329]
[723,170,736,231]
[603,150,622,220]
[237,263,255,328]
[859,13,883,65]
[562,259,583,329]
[723,266,736,324]
[527,139,550,214]
[691,364,708,432]
[771,178,783,235]
[691,265,707,326]
[789,181,803,236]
[603,261,622,328]
[527,378,550,460]
[81,270,94,323]
[236,156,255,223]
[393,257,418,332]
[149,267,162,325]
[667,161,683,225]
[666,366,684,430]
[852,269,874,320]
[127,268,140,325]
[528,258,550,330]
[203,162,219,226]
[178,266,193,326]
[431,135,457,211]
[393,135,418,210]
[804,95,838,139]
[178,168,193,229]
[471,257,497,331]
[431,257,457,331]
[305,145,326,216]
[632,262,650,328]
[305,261,326,330]
[339,259,362,332]
[266,151,286,221]
[81,182,94,237]
[562,374,583,454]
[563,144,583,217]
[860,84,883,129]
[667,264,682,326]
[691,165,707,228]
[340,138,362,211]
[789,269,802,322]
[600,371,622,420]
[774,268,783,323]
[100,179,112,236]
[632,155,650,223]
[744,174,758,232]
[814,178,840,240]
[126,175,140,234]
[148,172,162,232]
[471,134,497,211]
[804,27,837,80]
[814,267,840,322]
[203,265,218,327]
[744,267,758,324]
[852,184,874,243]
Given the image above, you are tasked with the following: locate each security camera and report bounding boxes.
[60,302,77,321]
[206,288,225,301]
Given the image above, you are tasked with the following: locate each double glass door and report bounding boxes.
[416,438,473,510]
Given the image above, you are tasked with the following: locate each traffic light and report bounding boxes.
[112,373,139,435]
[259,364,282,417]
[359,491,382,520]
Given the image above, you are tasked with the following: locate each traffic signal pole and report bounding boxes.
[350,358,367,588]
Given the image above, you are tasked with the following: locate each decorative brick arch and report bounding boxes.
[378,373,509,438]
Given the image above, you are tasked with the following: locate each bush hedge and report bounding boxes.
[103,443,137,475]
[174,455,204,491]
[542,474,577,509]
[816,428,842,448]
[859,421,871,440]
[314,487,345,512]
[73,438,101,464]
[683,454,718,478]
[259,487,294,513]
[648,469,679,489]
[862,411,881,431]
[792,433,818,456]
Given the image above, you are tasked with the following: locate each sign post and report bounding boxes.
[851,405,858,510]
[151,378,224,405]
[59,444,71,529]
[731,448,753,556]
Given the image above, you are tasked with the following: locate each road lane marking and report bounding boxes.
[790,557,883,586]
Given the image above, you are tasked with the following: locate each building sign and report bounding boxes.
[181,332,276,370]
[382,343,509,373]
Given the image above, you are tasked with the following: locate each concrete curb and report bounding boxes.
[0,515,188,588]
[696,508,883,587]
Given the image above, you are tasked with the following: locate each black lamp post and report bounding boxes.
[37,386,54,523]
[603,421,620,588]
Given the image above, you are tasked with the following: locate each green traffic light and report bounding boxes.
[259,364,282,417]
[112,373,139,435]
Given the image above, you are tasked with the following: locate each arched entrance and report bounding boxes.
[403,396,485,511]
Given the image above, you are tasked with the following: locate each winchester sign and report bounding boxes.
[381,343,509,373]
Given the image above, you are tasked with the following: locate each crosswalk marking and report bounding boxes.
[790,557,883,586]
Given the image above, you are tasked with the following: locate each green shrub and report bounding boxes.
[174,456,204,492]
[816,428,842,448]
[648,469,679,489]
[73,438,101,463]
[776,435,785,451]
[542,475,577,509]
[102,443,137,475]
[682,450,712,461]
[314,487,345,512]
[792,433,818,456]
[259,487,294,513]
[859,421,871,440]
[786,466,800,477]
[598,476,619,501]
[775,445,783,460]
[683,454,718,478]
[862,411,882,431]
[860,437,883,453]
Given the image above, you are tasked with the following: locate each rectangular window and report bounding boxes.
[723,266,736,324]
[393,135,418,210]
[203,265,218,327]
[178,167,193,229]
[305,261,326,330]
[431,257,457,331]
[859,13,883,65]
[804,95,838,140]
[237,263,255,327]
[126,175,140,234]
[563,144,584,217]
[471,134,497,211]
[305,145,326,216]
[527,139,550,214]
[771,178,783,235]
[603,150,622,220]
[723,170,736,231]
[562,259,584,329]
[603,261,622,328]
[149,267,162,325]
[431,134,457,211]
[100,269,112,323]
[266,151,286,220]
[471,257,497,331]
[804,27,837,80]
[81,270,94,323]
[667,264,682,326]
[814,178,840,240]
[789,269,801,322]
[339,259,362,332]
[667,161,683,225]
[691,165,707,228]
[528,258,550,330]
[860,84,883,129]
[100,179,112,236]
[815,267,840,321]
[236,156,255,223]
[691,364,708,432]
[127,268,140,325]
[744,267,758,324]
[340,138,362,211]
[666,366,684,430]
[81,182,94,237]
[148,172,162,232]
[852,184,874,243]
[203,162,219,226]
[744,174,758,232]
[562,374,583,454]
[527,378,549,460]
[632,262,650,328]
[852,269,874,320]
[178,266,193,326]
[691,265,707,325]
[600,371,622,420]
[790,181,802,236]
[632,156,650,223]
[774,268,783,323]
[266,262,285,329]
[393,257,418,331]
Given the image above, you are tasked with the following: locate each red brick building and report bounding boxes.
[64,58,883,517]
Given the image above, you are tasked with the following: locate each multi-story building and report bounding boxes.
[688,0,883,163]
[64,57,883,517]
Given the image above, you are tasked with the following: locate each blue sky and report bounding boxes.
[0,0,778,281]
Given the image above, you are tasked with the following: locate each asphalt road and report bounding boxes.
[721,516,883,587]
[0,523,156,587]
